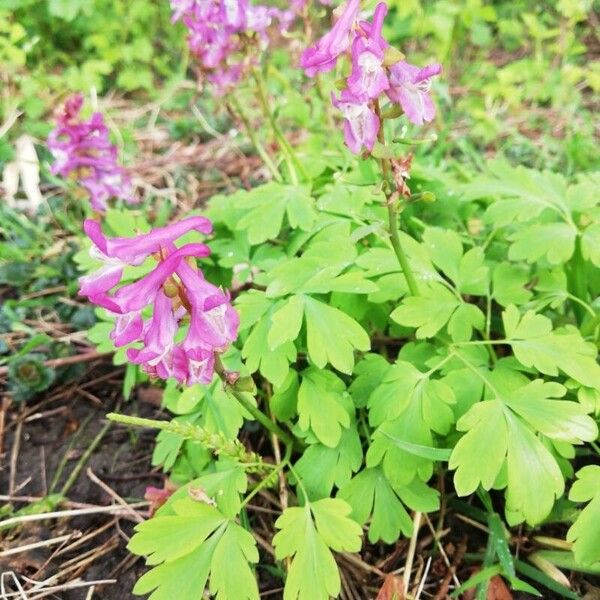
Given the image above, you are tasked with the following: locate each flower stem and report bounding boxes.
[252,69,308,184]
[228,387,295,449]
[387,203,420,296]
[213,356,296,449]
[374,99,420,297]
[228,96,283,182]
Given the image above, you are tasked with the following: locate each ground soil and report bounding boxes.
[0,362,163,599]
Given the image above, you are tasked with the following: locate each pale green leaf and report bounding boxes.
[304,296,370,374]
[503,306,600,388]
[390,283,461,338]
[297,367,350,447]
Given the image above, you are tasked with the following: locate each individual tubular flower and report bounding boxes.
[386,61,442,126]
[300,0,360,76]
[347,3,389,99]
[79,216,212,298]
[127,290,180,380]
[178,262,239,354]
[47,94,133,212]
[332,90,380,154]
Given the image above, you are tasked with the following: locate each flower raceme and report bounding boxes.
[170,0,293,95]
[301,1,442,153]
[47,94,134,212]
[79,217,239,385]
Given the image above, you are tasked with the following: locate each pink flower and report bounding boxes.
[347,3,389,99]
[127,290,180,379]
[79,215,239,385]
[79,216,212,298]
[87,243,210,314]
[178,263,239,354]
[172,0,287,96]
[386,61,442,126]
[300,0,360,77]
[84,216,212,265]
[332,90,380,154]
[47,94,133,212]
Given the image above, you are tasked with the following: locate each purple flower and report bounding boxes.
[300,0,360,77]
[84,216,212,266]
[347,3,389,99]
[386,61,442,126]
[178,263,239,353]
[47,94,133,212]
[79,216,212,299]
[332,90,380,154]
[172,0,288,96]
[86,243,210,314]
[127,290,180,379]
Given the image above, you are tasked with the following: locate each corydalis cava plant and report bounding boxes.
[79,216,239,385]
[48,94,134,212]
[302,0,442,153]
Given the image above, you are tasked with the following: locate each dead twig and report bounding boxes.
[86,468,145,523]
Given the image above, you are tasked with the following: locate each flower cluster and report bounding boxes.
[79,216,239,385]
[170,0,289,95]
[300,0,442,153]
[48,94,134,212]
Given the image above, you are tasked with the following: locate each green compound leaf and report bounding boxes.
[422,228,489,295]
[295,426,363,499]
[581,223,600,267]
[209,523,260,600]
[131,498,259,600]
[242,306,297,387]
[235,183,315,244]
[367,401,440,487]
[492,263,532,307]
[304,296,370,374]
[367,359,456,433]
[129,499,226,566]
[390,283,462,339]
[502,305,600,388]
[567,466,600,567]
[508,223,577,265]
[339,467,439,543]
[297,367,351,448]
[268,294,305,350]
[461,159,572,227]
[450,378,597,525]
[273,498,362,600]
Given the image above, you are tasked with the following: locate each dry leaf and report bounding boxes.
[376,574,405,600]
[487,576,513,600]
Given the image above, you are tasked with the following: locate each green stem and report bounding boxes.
[240,444,292,510]
[388,204,420,297]
[229,96,283,182]
[252,69,308,184]
[213,356,296,448]
[566,236,588,326]
[374,99,420,297]
[228,389,295,449]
